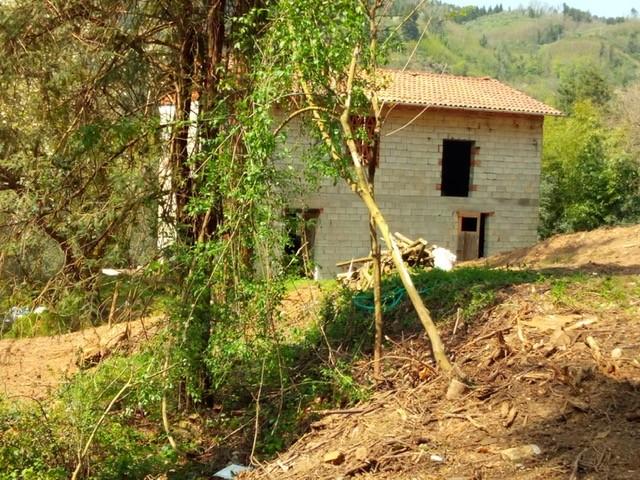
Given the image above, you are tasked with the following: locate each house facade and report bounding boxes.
[284,70,561,279]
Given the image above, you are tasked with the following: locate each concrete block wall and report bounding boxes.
[281,106,544,279]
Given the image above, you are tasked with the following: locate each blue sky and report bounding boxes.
[443,1,639,17]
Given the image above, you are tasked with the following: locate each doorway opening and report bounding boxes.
[456,211,490,261]
[284,209,321,278]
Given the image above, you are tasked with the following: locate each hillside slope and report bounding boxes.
[0,317,161,399]
[474,224,640,272]
[388,7,640,102]
[242,225,640,479]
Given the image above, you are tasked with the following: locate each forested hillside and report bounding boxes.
[388,1,640,103]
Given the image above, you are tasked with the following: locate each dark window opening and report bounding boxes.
[284,209,321,278]
[460,216,478,232]
[441,139,474,197]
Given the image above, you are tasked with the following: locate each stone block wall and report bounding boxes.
[281,106,544,279]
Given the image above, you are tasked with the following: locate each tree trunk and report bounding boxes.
[339,108,453,374]
[368,163,384,379]
[358,186,452,373]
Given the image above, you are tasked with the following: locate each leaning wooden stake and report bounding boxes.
[337,53,453,372]
[297,48,453,374]
[358,184,453,373]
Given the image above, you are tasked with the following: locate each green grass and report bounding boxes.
[283,276,337,293]
[547,273,640,312]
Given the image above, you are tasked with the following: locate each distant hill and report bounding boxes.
[386,2,640,105]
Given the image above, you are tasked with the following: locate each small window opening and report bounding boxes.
[284,209,321,278]
[441,139,474,197]
[460,216,478,232]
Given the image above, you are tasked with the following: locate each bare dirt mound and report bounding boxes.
[473,223,640,272]
[243,276,640,479]
[0,316,162,400]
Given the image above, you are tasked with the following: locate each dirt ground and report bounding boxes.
[470,223,640,273]
[2,225,640,478]
[242,224,640,480]
[0,316,162,399]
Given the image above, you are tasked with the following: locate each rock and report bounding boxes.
[446,378,468,400]
[213,464,251,479]
[500,444,542,462]
[567,398,589,412]
[499,401,511,417]
[611,348,623,360]
[323,451,345,465]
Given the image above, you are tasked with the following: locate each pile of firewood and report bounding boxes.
[336,233,435,290]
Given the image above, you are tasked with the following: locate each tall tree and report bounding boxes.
[259,0,454,373]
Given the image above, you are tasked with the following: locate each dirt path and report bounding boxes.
[0,317,162,400]
[0,279,322,402]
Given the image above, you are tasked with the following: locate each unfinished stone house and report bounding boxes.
[283,70,562,279]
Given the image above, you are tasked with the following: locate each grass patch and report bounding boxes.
[548,273,640,312]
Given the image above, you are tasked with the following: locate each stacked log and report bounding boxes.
[336,233,435,290]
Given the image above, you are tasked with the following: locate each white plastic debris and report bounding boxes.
[2,306,30,324]
[430,453,445,462]
[101,268,122,277]
[432,247,456,271]
[33,306,48,315]
[213,464,252,479]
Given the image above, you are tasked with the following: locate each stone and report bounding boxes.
[446,378,468,400]
[500,444,542,462]
[354,446,368,462]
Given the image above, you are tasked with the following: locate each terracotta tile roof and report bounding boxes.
[378,69,562,116]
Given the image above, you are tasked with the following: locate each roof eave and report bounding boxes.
[379,99,563,117]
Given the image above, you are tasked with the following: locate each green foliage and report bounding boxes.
[562,3,593,23]
[388,5,640,102]
[402,11,420,41]
[548,273,639,312]
[557,63,612,111]
[540,101,640,237]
